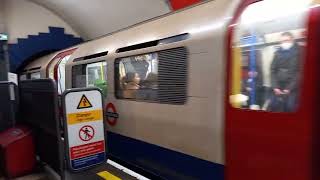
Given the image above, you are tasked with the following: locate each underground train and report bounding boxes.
[19,0,320,179]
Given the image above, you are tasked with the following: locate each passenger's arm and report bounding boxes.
[286,52,300,91]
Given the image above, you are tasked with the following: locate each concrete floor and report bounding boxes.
[0,173,48,180]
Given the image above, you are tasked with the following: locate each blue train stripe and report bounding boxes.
[107,132,224,180]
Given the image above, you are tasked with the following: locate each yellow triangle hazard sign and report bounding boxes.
[77,95,93,109]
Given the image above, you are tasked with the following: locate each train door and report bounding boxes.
[226,0,320,179]
[46,48,77,94]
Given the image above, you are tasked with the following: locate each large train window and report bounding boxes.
[72,61,108,97]
[115,53,158,101]
[229,0,310,112]
[115,47,188,104]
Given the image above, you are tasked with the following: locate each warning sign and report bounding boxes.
[79,125,95,141]
[67,110,102,125]
[77,95,93,109]
[70,141,104,160]
[63,88,106,171]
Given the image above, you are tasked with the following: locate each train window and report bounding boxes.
[115,53,159,101]
[229,0,310,112]
[30,72,41,79]
[20,74,27,81]
[72,61,108,97]
[115,47,188,104]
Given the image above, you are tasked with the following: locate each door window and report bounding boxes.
[229,0,311,112]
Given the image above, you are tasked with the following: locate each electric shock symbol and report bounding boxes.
[77,95,93,109]
[79,125,95,141]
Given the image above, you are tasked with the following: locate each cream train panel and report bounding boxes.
[67,0,239,59]
[65,0,239,166]
[105,49,225,164]
[23,53,56,77]
[21,46,79,79]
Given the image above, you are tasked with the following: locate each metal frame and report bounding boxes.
[19,79,65,179]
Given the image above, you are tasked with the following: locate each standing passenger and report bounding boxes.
[270,32,301,112]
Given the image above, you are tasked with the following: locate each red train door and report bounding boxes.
[225,0,320,180]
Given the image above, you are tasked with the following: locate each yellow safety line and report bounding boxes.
[97,171,122,180]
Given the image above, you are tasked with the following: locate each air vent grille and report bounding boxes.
[158,47,188,105]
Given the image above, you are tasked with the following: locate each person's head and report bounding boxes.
[126,72,140,84]
[280,32,295,50]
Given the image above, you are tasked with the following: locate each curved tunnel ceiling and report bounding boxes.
[30,0,171,40]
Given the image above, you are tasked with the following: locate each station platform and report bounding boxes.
[1,160,147,180]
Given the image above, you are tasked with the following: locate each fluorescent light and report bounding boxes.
[241,0,312,25]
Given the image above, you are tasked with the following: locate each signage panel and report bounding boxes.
[63,88,106,171]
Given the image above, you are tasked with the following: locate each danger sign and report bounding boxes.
[63,88,106,171]
[77,95,93,109]
[79,125,95,141]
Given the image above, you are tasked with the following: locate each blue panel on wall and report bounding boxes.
[8,26,83,71]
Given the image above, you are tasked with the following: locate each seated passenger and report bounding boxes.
[241,49,264,109]
[122,72,141,99]
[269,32,301,112]
[125,72,140,90]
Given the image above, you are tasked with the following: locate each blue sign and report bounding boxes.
[71,152,105,170]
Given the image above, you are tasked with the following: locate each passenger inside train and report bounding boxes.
[230,1,306,112]
[269,32,301,112]
[116,53,159,101]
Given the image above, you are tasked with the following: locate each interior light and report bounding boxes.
[230,94,248,104]
[241,0,312,25]
[0,34,8,41]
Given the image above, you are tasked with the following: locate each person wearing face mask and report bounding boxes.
[269,32,301,112]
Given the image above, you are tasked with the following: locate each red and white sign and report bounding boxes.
[70,141,105,160]
[64,89,106,171]
[105,103,118,126]
[79,125,95,141]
